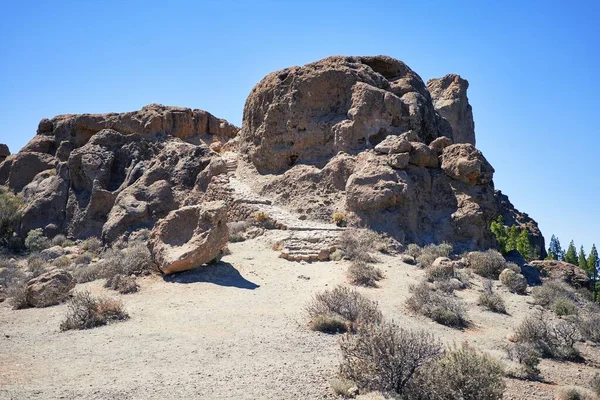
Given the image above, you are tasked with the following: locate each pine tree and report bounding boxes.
[589,244,599,302]
[564,240,578,265]
[506,226,519,253]
[490,216,508,253]
[578,246,588,273]
[548,235,563,260]
[517,229,532,260]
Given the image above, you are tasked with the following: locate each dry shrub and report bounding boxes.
[507,342,541,380]
[73,252,93,265]
[338,228,382,263]
[52,256,72,269]
[339,322,442,396]
[0,258,23,287]
[466,249,507,279]
[227,221,250,243]
[329,249,344,261]
[532,280,578,308]
[306,286,382,332]
[27,255,46,277]
[104,274,139,294]
[514,312,581,360]
[478,279,506,313]
[406,281,468,328]
[556,387,597,400]
[310,314,349,334]
[576,313,600,343]
[71,263,104,283]
[401,254,417,265]
[590,374,600,396]
[81,237,102,253]
[61,239,75,248]
[405,243,422,259]
[331,211,347,227]
[7,283,28,310]
[424,343,505,400]
[60,291,128,331]
[51,234,67,247]
[348,261,383,287]
[499,268,528,294]
[101,243,154,278]
[425,260,454,282]
[330,378,356,398]
[416,243,452,268]
[553,299,578,317]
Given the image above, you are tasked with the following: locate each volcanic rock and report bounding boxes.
[26,269,75,307]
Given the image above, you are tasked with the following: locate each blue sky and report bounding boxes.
[1,0,598,253]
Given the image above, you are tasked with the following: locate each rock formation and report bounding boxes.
[0,105,239,243]
[0,144,9,163]
[238,55,545,255]
[0,55,545,258]
[26,269,75,307]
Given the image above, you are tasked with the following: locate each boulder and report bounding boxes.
[3,152,57,192]
[388,153,410,169]
[374,135,412,154]
[149,201,229,275]
[429,136,452,154]
[441,144,494,185]
[408,142,438,167]
[0,144,9,162]
[26,269,75,307]
[39,246,67,262]
[427,74,475,145]
[529,260,590,288]
[240,55,450,173]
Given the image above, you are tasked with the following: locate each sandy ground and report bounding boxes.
[1,233,600,399]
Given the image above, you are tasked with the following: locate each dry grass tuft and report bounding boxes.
[406,281,468,328]
[347,261,383,287]
[60,291,128,331]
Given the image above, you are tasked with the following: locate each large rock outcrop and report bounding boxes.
[0,105,239,242]
[149,201,229,275]
[26,269,75,307]
[427,74,475,145]
[0,144,9,163]
[239,55,545,254]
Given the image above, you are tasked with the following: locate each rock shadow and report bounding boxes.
[162,261,260,290]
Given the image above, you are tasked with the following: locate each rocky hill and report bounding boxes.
[0,55,544,255]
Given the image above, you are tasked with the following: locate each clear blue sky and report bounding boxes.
[1,0,598,253]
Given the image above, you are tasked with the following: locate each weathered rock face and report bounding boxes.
[529,260,589,288]
[239,55,544,255]
[149,201,229,275]
[0,105,239,242]
[427,74,475,145]
[240,55,452,173]
[0,144,9,162]
[26,269,75,307]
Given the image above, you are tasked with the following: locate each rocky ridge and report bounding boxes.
[0,55,545,269]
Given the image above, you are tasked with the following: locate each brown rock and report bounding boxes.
[427,74,475,145]
[388,153,410,169]
[441,144,494,185]
[374,135,412,154]
[0,144,10,162]
[4,152,57,192]
[529,260,590,288]
[408,142,438,167]
[26,269,75,307]
[429,136,452,154]
[149,201,229,275]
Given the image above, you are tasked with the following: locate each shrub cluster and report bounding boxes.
[513,312,581,360]
[24,229,50,253]
[499,268,528,294]
[406,281,468,328]
[104,274,139,294]
[506,342,541,380]
[60,291,128,331]
[414,243,452,268]
[338,228,382,263]
[0,188,22,248]
[306,286,382,333]
[466,249,508,279]
[347,260,383,287]
[478,279,506,313]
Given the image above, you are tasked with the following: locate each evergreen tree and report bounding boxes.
[517,229,532,260]
[548,235,563,260]
[490,216,507,253]
[578,246,588,273]
[506,226,519,253]
[589,244,599,302]
[564,240,578,265]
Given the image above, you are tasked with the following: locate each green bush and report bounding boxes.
[0,188,22,247]
[24,229,50,253]
[553,299,578,316]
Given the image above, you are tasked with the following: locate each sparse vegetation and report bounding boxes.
[60,291,129,331]
[310,313,348,334]
[507,342,541,380]
[339,322,442,396]
[81,237,102,253]
[338,228,381,263]
[425,343,505,400]
[552,299,578,316]
[590,374,600,396]
[499,268,528,294]
[405,243,422,259]
[104,274,139,294]
[531,280,578,308]
[330,377,356,398]
[406,281,468,328]
[51,234,67,247]
[556,387,596,400]
[416,243,452,268]
[478,279,506,313]
[0,188,23,248]
[425,259,454,282]
[513,312,581,360]
[7,283,29,310]
[306,286,382,332]
[576,312,600,343]
[331,211,347,227]
[466,249,508,279]
[347,260,383,287]
[227,221,250,243]
[24,229,50,252]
